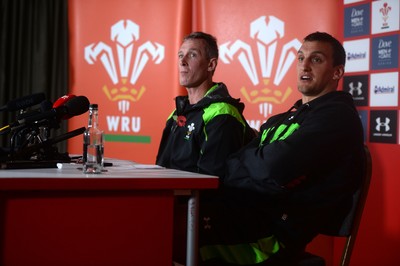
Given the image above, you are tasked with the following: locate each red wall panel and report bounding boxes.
[193,0,342,129]
[67,1,400,265]
[68,0,191,163]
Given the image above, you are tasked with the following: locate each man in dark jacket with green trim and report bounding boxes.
[199,32,366,265]
[156,32,255,177]
[156,32,256,265]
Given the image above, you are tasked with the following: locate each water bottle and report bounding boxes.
[83,104,104,174]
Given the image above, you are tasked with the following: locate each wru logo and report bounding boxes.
[220,16,301,118]
[85,20,165,114]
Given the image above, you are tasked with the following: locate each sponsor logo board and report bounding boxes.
[343,75,369,106]
[370,110,398,143]
[343,38,370,73]
[370,72,399,107]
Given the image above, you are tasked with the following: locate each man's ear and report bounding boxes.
[208,58,218,72]
[333,65,344,80]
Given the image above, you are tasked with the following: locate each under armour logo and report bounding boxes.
[376,117,390,132]
[203,217,211,230]
[349,81,363,96]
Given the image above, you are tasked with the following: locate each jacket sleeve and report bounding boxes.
[223,101,363,195]
[155,115,175,166]
[197,114,249,177]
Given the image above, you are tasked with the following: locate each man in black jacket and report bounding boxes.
[156,32,255,265]
[199,32,365,265]
[156,32,255,177]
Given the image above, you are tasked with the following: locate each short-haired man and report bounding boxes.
[199,32,366,266]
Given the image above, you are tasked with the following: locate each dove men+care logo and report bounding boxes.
[371,34,399,70]
[84,19,165,138]
[219,16,301,130]
[344,2,371,37]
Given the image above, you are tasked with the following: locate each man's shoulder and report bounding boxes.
[202,101,243,122]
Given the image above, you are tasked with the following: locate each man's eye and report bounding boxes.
[298,57,304,62]
[312,57,322,63]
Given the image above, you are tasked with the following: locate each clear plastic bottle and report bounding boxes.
[83,104,104,174]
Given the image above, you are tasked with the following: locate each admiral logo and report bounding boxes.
[84,19,165,133]
[343,39,369,72]
[374,85,395,94]
[370,72,398,107]
[347,52,367,60]
[219,15,301,124]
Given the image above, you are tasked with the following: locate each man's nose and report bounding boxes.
[179,54,188,66]
[299,59,311,71]
[179,55,188,65]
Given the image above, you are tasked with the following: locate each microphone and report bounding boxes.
[53,94,76,108]
[0,100,53,135]
[0,93,46,112]
[0,96,89,135]
[16,99,53,121]
[52,94,77,119]
[21,95,90,124]
[8,127,86,161]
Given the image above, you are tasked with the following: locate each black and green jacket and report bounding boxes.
[156,82,255,177]
[199,91,366,264]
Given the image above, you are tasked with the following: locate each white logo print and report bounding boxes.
[185,123,195,140]
[375,117,390,132]
[220,16,301,117]
[84,20,165,114]
[349,81,363,96]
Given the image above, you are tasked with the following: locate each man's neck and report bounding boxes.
[186,81,215,104]
[302,87,337,104]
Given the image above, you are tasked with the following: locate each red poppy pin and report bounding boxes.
[174,115,186,127]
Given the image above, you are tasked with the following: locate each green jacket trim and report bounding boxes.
[200,235,281,265]
[202,102,246,142]
[260,123,300,146]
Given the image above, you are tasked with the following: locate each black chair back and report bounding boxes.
[296,145,372,266]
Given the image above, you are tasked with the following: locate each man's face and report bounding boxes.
[178,39,213,88]
[297,41,344,99]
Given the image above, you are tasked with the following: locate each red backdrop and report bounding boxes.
[194,0,342,130]
[68,0,191,163]
[68,1,400,265]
